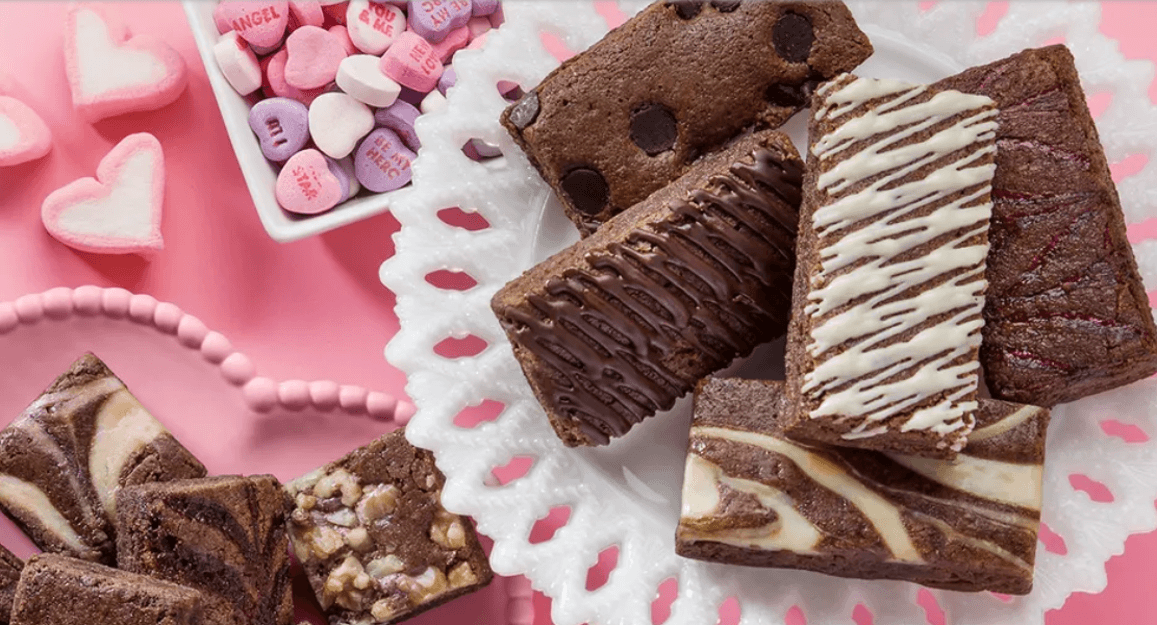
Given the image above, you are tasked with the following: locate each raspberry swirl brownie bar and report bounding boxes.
[501,1,871,235]
[493,130,804,446]
[937,46,1157,406]
[677,378,1049,595]
[783,74,999,458]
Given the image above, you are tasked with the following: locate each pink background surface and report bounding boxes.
[0,2,1156,624]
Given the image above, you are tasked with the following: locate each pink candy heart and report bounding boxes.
[379,31,443,93]
[284,26,347,90]
[275,148,344,214]
[41,133,165,255]
[64,5,188,123]
[0,96,53,167]
[216,1,289,48]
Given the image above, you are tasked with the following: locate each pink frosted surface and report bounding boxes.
[0,2,1155,625]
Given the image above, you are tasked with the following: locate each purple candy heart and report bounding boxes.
[325,155,356,201]
[407,0,473,44]
[437,66,456,95]
[248,97,310,162]
[472,0,498,16]
[355,127,416,192]
[374,100,422,151]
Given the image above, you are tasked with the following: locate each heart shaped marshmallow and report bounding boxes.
[64,5,188,122]
[0,96,53,167]
[41,133,165,255]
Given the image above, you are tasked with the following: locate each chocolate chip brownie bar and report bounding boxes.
[0,354,206,564]
[783,74,999,459]
[10,553,205,625]
[677,378,1049,595]
[493,130,804,446]
[285,429,492,625]
[936,45,1157,406]
[501,1,871,235]
[115,475,294,625]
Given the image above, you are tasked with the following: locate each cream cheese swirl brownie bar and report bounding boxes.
[285,430,492,625]
[936,46,1157,406]
[493,130,804,446]
[116,476,294,625]
[0,544,22,625]
[0,354,206,564]
[677,378,1049,595]
[501,1,871,235]
[783,75,999,459]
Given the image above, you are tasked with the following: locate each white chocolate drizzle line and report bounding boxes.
[803,74,998,438]
[680,454,822,552]
[90,388,168,516]
[692,426,922,563]
[968,405,1042,443]
[0,475,86,552]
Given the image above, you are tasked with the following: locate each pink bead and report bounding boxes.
[177,315,210,348]
[153,302,183,333]
[244,377,280,412]
[221,353,256,384]
[310,380,341,410]
[366,392,397,420]
[279,380,311,409]
[128,294,158,323]
[429,26,469,64]
[394,401,416,425]
[379,31,442,93]
[73,285,103,315]
[101,287,132,317]
[339,385,369,413]
[14,295,43,323]
[201,331,234,363]
[41,287,74,319]
[0,303,17,334]
[284,25,347,89]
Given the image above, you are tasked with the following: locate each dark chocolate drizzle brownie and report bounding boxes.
[494,131,803,446]
[0,354,206,565]
[115,475,293,625]
[501,1,870,235]
[936,46,1157,406]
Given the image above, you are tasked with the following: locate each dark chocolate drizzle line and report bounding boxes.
[505,149,802,444]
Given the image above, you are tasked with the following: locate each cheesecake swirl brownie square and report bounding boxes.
[677,378,1049,595]
[493,130,804,446]
[285,430,492,625]
[936,46,1157,406]
[0,354,206,564]
[115,475,294,625]
[10,553,205,625]
[783,74,999,458]
[501,0,871,235]
[0,544,22,625]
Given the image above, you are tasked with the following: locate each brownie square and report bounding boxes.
[0,353,206,564]
[677,377,1049,595]
[0,544,22,625]
[115,475,294,625]
[493,130,804,446]
[285,430,493,625]
[782,74,999,458]
[501,0,871,235]
[936,45,1157,406]
[10,553,204,625]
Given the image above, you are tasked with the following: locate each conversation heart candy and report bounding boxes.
[328,25,357,55]
[213,31,262,96]
[336,54,401,107]
[420,89,446,114]
[289,0,325,28]
[41,133,165,254]
[308,91,373,159]
[345,0,405,55]
[466,15,490,38]
[354,127,415,192]
[325,155,359,200]
[213,3,233,33]
[64,5,188,122]
[488,3,503,27]
[322,1,349,24]
[266,48,328,105]
[379,31,442,93]
[472,0,499,16]
[217,1,289,48]
[284,25,347,89]
[407,0,472,44]
[374,100,421,151]
[249,97,309,162]
[436,65,455,95]
[0,96,53,167]
[276,148,343,214]
[429,25,469,63]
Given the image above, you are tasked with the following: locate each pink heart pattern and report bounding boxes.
[41,133,165,255]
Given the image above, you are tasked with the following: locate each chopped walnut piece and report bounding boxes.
[357,484,400,524]
[313,468,363,507]
[366,554,405,578]
[345,527,372,551]
[289,468,324,496]
[429,510,467,549]
[324,555,371,610]
[397,566,450,605]
[296,492,317,511]
[325,509,358,527]
[448,561,478,588]
[306,526,345,560]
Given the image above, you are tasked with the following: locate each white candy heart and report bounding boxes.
[308,92,373,159]
[213,31,262,96]
[64,5,187,122]
[335,54,401,107]
[345,0,405,55]
[41,133,165,255]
